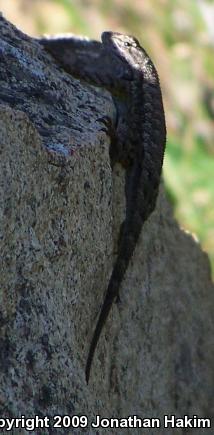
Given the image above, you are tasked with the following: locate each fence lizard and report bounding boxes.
[40,31,166,383]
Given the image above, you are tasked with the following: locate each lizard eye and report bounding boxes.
[124,42,131,47]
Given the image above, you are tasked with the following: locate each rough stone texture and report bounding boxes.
[0,15,214,435]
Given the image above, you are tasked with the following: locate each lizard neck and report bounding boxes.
[132,53,160,84]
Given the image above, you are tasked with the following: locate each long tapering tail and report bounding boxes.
[85,253,128,383]
[85,289,115,383]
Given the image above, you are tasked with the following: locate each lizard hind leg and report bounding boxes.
[114,221,126,304]
[109,96,131,167]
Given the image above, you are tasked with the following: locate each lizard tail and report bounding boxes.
[85,227,138,383]
[85,258,124,384]
[85,283,116,383]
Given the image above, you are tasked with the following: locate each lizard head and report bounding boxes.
[101,31,148,74]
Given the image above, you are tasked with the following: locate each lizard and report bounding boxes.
[39,31,166,383]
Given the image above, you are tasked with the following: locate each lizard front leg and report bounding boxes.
[39,35,131,90]
[39,35,131,166]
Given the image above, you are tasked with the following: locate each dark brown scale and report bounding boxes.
[40,31,166,383]
[85,32,166,382]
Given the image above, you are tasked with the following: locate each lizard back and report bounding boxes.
[85,32,166,382]
[40,31,166,383]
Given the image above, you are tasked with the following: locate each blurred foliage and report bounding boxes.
[1,0,213,275]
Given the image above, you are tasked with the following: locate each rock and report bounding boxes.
[0,15,214,435]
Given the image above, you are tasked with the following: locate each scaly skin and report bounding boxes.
[40,31,166,383]
[85,32,166,382]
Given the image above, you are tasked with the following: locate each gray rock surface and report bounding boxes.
[0,15,214,435]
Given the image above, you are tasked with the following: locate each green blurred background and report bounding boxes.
[1,0,213,275]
